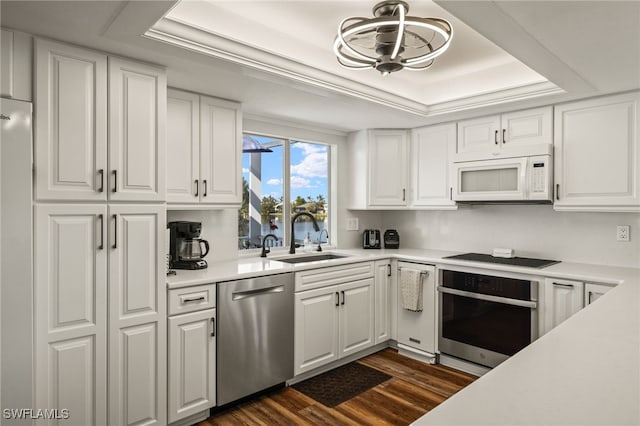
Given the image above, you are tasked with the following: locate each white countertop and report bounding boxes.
[167,248,640,425]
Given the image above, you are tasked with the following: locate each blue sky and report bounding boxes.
[242,136,328,202]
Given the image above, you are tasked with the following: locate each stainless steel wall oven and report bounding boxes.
[438,267,538,368]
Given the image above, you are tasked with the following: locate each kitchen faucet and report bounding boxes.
[316,228,329,252]
[289,212,320,254]
[260,234,279,258]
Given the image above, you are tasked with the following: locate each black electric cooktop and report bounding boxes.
[444,253,560,269]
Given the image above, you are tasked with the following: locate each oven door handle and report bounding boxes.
[437,286,537,309]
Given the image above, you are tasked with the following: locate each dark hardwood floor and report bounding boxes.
[199,348,477,425]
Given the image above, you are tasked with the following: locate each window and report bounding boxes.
[238,134,330,251]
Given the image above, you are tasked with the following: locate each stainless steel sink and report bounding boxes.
[275,253,349,264]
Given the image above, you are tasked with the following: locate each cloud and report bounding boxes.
[290,176,313,189]
[266,178,281,185]
[292,143,327,156]
[242,168,249,174]
[291,152,327,178]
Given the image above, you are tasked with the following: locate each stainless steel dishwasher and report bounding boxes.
[217,273,294,406]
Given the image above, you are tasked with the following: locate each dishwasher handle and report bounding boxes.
[231,285,285,301]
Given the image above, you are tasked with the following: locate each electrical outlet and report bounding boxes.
[616,225,630,242]
[346,217,359,231]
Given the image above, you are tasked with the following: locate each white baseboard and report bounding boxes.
[168,410,209,426]
[397,343,436,364]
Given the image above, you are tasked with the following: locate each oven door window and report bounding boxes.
[441,293,532,356]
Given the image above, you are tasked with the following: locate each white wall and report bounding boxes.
[380,206,640,268]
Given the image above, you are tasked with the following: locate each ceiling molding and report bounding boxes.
[146,16,564,119]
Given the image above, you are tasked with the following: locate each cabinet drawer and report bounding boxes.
[168,284,216,316]
[295,262,374,292]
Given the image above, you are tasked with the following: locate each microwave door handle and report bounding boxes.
[520,158,529,199]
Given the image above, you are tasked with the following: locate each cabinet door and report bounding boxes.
[374,261,391,344]
[554,92,640,211]
[34,204,108,425]
[368,130,408,206]
[456,115,501,159]
[168,309,216,423]
[339,278,374,357]
[199,95,242,205]
[410,123,457,208]
[35,38,107,201]
[294,286,339,375]
[543,278,584,334]
[167,89,199,203]
[109,57,166,202]
[1,29,32,101]
[501,106,552,152]
[108,205,166,426]
[584,283,614,306]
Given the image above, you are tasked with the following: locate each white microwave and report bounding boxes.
[452,155,552,203]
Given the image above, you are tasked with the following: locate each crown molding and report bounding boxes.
[146,16,563,119]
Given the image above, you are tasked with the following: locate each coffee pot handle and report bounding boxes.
[200,240,210,258]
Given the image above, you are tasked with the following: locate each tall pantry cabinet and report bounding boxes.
[33,38,167,426]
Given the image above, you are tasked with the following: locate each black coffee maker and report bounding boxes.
[168,221,210,270]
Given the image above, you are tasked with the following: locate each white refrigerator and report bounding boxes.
[1,97,33,422]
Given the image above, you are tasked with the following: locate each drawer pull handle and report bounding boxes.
[182,296,206,303]
[552,282,574,289]
[409,337,421,344]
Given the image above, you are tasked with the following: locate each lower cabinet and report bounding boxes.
[294,278,374,375]
[542,278,584,335]
[374,260,392,344]
[584,282,614,306]
[168,309,216,423]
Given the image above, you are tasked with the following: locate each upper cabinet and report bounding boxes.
[1,28,32,101]
[456,106,552,162]
[108,57,166,202]
[34,38,166,202]
[348,129,408,208]
[166,89,242,207]
[410,123,457,209]
[554,92,640,212]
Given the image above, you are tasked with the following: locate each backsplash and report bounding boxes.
[379,205,640,268]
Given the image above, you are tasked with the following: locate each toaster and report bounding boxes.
[384,229,400,249]
[362,229,381,249]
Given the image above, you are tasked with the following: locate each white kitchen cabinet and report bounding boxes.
[410,123,457,209]
[554,92,640,212]
[35,38,108,201]
[374,260,392,344]
[456,107,552,162]
[166,90,242,206]
[167,89,200,203]
[168,308,216,423]
[542,278,584,335]
[1,28,32,101]
[348,129,408,208]
[294,275,374,375]
[294,285,340,374]
[584,282,614,306]
[200,95,242,205]
[109,57,166,202]
[108,204,166,426]
[34,204,108,426]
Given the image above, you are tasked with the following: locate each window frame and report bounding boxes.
[239,131,333,255]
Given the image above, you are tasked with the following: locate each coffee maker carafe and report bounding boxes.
[168,221,210,270]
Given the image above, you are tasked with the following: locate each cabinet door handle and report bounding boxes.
[182,296,205,304]
[112,170,117,193]
[556,184,560,201]
[97,214,104,250]
[98,169,104,193]
[402,188,406,202]
[211,318,216,337]
[203,179,208,197]
[502,129,506,144]
[494,130,499,145]
[387,264,391,277]
[450,187,453,201]
[335,291,339,307]
[112,214,117,249]
[341,290,345,305]
[194,179,199,197]
[553,282,574,289]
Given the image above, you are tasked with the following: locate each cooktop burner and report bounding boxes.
[444,253,560,269]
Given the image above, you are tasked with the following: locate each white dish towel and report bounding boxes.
[400,268,425,312]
